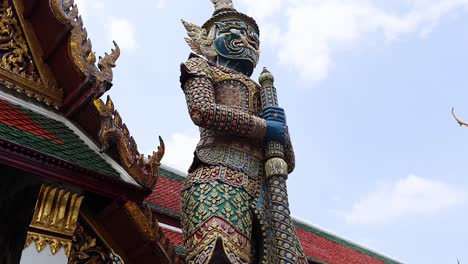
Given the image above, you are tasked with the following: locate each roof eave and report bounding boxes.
[0,138,149,202]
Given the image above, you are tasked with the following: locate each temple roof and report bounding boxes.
[0,98,119,178]
[0,88,144,191]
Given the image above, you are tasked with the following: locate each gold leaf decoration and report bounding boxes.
[94,96,165,189]
[50,0,120,97]
[0,0,64,107]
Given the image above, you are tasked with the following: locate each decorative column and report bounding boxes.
[25,185,84,257]
[259,68,306,264]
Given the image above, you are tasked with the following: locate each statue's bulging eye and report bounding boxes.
[228,28,246,36]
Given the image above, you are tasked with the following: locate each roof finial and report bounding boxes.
[211,0,234,11]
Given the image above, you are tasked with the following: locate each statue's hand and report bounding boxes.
[262,106,288,145]
[265,120,287,145]
[260,106,286,124]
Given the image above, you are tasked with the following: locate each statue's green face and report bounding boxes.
[213,20,260,76]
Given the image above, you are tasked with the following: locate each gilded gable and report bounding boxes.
[0,0,61,108]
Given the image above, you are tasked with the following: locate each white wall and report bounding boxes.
[20,244,68,264]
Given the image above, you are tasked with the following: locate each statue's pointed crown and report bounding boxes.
[203,0,260,35]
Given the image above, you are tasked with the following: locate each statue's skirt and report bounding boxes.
[181,164,263,264]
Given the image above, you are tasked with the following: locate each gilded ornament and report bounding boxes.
[68,224,111,264]
[0,0,62,107]
[25,231,72,257]
[0,2,40,83]
[50,0,120,96]
[123,202,183,263]
[452,108,468,127]
[30,185,84,236]
[98,41,120,81]
[94,96,165,189]
[24,185,84,257]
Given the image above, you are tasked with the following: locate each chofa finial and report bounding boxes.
[211,0,234,11]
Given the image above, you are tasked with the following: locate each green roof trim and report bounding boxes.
[145,202,181,219]
[159,165,186,183]
[293,220,403,264]
[0,99,120,179]
[307,256,328,264]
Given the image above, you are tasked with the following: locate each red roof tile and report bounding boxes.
[162,228,184,247]
[296,227,384,264]
[146,176,183,212]
[0,100,63,144]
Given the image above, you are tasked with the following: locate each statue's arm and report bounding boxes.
[183,76,266,139]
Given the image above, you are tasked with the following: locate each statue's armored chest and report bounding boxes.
[212,68,261,114]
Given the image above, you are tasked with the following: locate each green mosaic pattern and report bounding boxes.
[181,181,251,237]
[0,102,121,179]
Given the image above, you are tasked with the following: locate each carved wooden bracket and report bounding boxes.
[124,202,184,264]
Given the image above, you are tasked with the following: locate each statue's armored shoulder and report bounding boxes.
[180,54,213,88]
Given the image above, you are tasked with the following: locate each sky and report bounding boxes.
[74,0,468,263]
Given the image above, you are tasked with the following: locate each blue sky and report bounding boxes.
[75,0,468,263]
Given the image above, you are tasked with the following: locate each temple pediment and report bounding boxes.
[0,0,120,113]
[0,0,61,107]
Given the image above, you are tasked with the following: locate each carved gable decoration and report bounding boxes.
[50,0,120,96]
[94,96,165,190]
[0,0,61,107]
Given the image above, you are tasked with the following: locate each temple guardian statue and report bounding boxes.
[179,0,307,263]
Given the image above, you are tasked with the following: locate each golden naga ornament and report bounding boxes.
[94,96,165,189]
[50,0,120,96]
[452,107,468,127]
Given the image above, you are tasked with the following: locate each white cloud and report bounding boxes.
[161,131,199,172]
[343,174,466,225]
[74,0,104,19]
[156,0,166,9]
[238,0,283,20]
[238,0,468,81]
[109,17,137,52]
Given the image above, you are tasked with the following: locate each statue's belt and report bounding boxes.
[196,136,263,159]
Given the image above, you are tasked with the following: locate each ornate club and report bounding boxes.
[259,68,306,263]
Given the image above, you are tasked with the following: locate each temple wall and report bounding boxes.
[20,245,68,264]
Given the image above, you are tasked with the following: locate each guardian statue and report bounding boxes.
[180,1,306,263]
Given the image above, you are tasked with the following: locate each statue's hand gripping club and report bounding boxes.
[259,68,289,177]
[261,106,288,145]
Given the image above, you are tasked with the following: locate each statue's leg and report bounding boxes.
[181,165,254,264]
